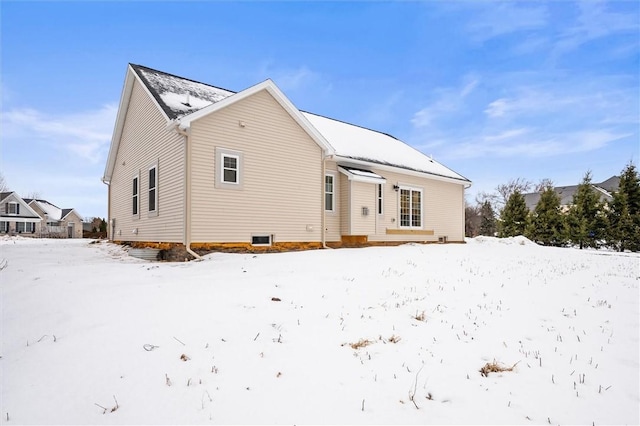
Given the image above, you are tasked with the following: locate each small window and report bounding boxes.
[148,165,157,213]
[325,174,335,211]
[222,154,239,184]
[377,184,384,215]
[251,235,272,246]
[132,175,139,216]
[0,221,8,232]
[6,202,19,215]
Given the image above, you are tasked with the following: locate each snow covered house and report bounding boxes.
[25,198,83,238]
[0,192,42,235]
[102,64,471,252]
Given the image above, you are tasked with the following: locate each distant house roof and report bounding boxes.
[25,199,80,221]
[125,64,470,185]
[523,176,619,211]
[1,192,42,220]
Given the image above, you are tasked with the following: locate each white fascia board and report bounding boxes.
[333,156,472,188]
[0,216,43,223]
[103,65,171,183]
[60,209,80,221]
[178,80,335,156]
[338,167,387,185]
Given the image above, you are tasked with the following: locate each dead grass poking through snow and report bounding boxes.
[479,360,519,377]
[414,311,426,322]
[347,339,374,350]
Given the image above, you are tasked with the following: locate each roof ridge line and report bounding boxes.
[301,110,400,141]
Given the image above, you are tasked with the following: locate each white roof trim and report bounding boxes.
[103,65,171,184]
[338,166,386,184]
[177,79,335,156]
[61,208,81,221]
[334,156,472,188]
[2,217,43,223]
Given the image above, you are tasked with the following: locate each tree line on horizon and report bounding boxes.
[466,162,640,252]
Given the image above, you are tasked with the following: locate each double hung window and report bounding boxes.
[325,174,335,211]
[148,166,157,213]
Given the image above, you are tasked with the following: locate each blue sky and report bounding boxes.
[1,1,638,219]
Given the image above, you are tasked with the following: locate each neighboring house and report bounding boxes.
[25,199,84,238]
[523,176,620,212]
[0,192,42,235]
[102,64,471,252]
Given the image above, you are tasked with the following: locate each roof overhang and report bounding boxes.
[333,156,472,188]
[338,166,387,184]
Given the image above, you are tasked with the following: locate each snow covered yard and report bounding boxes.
[1,237,638,425]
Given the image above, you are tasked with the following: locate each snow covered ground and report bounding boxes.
[1,236,638,425]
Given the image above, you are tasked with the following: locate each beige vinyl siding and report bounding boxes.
[109,79,185,242]
[339,173,350,235]
[324,162,341,242]
[349,180,376,235]
[189,90,323,243]
[368,167,466,242]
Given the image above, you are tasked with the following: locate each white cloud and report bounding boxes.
[467,2,548,42]
[255,62,325,93]
[552,0,639,58]
[445,129,630,160]
[411,75,479,128]
[2,104,117,164]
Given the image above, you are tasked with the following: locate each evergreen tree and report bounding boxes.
[566,171,604,249]
[479,200,497,236]
[607,163,640,252]
[499,190,528,237]
[607,192,639,252]
[526,186,565,246]
[618,162,640,216]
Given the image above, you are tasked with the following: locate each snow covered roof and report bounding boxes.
[130,64,234,120]
[30,199,63,220]
[304,112,469,183]
[124,64,470,185]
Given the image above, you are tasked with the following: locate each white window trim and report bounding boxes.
[325,173,336,212]
[7,201,18,215]
[215,148,244,190]
[251,234,273,246]
[132,173,140,218]
[148,163,158,217]
[377,183,384,215]
[398,186,423,229]
[221,153,240,185]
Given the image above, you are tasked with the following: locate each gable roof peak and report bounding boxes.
[129,63,236,120]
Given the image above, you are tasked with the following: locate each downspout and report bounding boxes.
[101,177,111,240]
[321,152,327,248]
[173,122,202,261]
